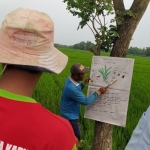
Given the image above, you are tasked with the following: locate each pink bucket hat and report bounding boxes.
[0,8,68,74]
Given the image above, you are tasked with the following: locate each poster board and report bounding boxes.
[84,56,134,127]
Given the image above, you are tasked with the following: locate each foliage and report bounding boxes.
[112,9,136,26]
[63,0,150,58]
[63,0,119,54]
[145,47,150,56]
[128,47,150,56]
[55,41,96,50]
[55,42,150,57]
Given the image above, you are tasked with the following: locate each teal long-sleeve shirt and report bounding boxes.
[60,77,100,120]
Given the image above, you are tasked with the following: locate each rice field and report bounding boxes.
[1,48,150,150]
[34,48,150,150]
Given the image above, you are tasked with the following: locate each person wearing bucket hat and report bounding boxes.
[0,8,77,150]
[60,63,108,145]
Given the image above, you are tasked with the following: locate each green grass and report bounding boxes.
[35,49,150,150]
[1,48,150,150]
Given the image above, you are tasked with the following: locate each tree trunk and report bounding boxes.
[110,19,136,57]
[92,122,112,150]
[92,0,149,150]
[111,0,150,57]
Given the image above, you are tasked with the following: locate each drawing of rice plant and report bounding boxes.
[98,65,112,81]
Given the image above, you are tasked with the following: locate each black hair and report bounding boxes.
[5,65,41,74]
[4,64,54,74]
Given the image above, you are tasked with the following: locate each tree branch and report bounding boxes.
[91,14,102,26]
[86,23,95,36]
[101,12,106,46]
[113,0,125,12]
[130,0,150,14]
[113,0,125,28]
[89,47,98,55]
[90,18,100,37]
[97,15,103,26]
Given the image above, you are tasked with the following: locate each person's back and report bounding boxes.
[0,89,76,150]
[0,8,77,150]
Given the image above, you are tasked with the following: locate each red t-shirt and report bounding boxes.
[0,89,77,150]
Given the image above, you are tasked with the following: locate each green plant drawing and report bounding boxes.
[98,65,112,81]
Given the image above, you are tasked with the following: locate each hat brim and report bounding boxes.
[82,67,90,73]
[0,44,68,74]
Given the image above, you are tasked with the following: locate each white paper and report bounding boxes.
[84,56,134,127]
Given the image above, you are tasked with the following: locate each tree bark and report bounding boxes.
[92,122,112,150]
[111,0,150,57]
[92,0,150,150]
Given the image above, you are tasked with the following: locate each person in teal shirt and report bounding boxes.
[60,63,107,143]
